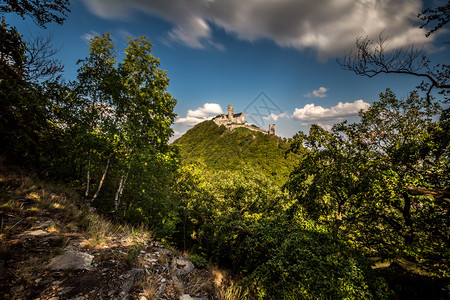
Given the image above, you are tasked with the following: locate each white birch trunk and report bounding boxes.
[91,158,110,202]
[114,168,130,212]
[85,154,91,197]
[114,174,125,212]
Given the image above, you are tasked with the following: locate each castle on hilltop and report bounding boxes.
[212,105,275,135]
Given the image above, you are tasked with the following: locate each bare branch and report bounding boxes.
[337,34,449,103]
[25,33,64,81]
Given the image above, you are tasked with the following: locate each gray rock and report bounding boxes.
[155,282,167,298]
[61,287,74,294]
[158,248,173,256]
[10,285,24,293]
[120,268,144,300]
[179,295,193,300]
[4,216,28,226]
[47,250,94,270]
[172,258,195,277]
[34,219,55,229]
[17,229,50,239]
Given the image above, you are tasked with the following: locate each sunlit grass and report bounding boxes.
[0,168,227,298]
[0,168,155,252]
[135,273,160,299]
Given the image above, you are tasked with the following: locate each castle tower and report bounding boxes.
[228,105,233,121]
[269,124,275,135]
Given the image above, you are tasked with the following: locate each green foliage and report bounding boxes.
[287,89,450,278]
[169,165,389,299]
[173,120,302,184]
[61,33,179,219]
[242,218,390,299]
[0,0,70,28]
[2,1,447,296]
[285,124,371,240]
[172,164,288,257]
[0,18,68,167]
[188,253,207,269]
[119,36,177,151]
[1,24,180,244]
[0,2,71,168]
[120,147,180,237]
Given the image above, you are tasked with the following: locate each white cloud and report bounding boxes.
[169,129,185,143]
[175,116,205,126]
[187,103,223,117]
[292,99,370,121]
[175,103,223,126]
[317,123,333,131]
[81,31,100,42]
[116,28,135,40]
[305,87,328,98]
[82,0,431,58]
[263,113,289,121]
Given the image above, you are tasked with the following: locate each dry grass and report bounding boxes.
[216,282,249,300]
[135,273,160,299]
[1,168,249,299]
[157,251,171,265]
[0,167,155,251]
[211,267,250,300]
[183,269,215,297]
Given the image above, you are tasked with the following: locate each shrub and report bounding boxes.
[240,218,390,299]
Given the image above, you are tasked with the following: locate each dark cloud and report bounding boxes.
[82,0,430,58]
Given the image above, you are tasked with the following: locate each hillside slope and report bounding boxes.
[0,168,220,299]
[173,121,301,183]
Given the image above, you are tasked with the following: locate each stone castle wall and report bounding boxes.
[212,104,275,135]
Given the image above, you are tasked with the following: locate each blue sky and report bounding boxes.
[6,0,449,140]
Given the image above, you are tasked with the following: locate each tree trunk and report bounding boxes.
[402,191,414,244]
[333,206,343,240]
[85,153,91,197]
[91,158,110,203]
[114,169,130,212]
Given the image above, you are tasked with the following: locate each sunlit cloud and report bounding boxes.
[175,103,223,126]
[292,100,370,121]
[305,87,328,98]
[82,0,430,59]
[81,31,100,42]
[263,113,289,121]
[317,122,333,131]
[116,28,135,40]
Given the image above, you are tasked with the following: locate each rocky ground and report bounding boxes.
[0,171,219,300]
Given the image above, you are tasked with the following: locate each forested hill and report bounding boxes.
[173,120,302,183]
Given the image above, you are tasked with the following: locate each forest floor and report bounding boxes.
[0,168,225,300]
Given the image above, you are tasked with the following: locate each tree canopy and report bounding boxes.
[0,0,70,27]
[287,89,449,277]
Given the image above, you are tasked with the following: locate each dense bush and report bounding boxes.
[243,218,390,299]
[170,165,390,299]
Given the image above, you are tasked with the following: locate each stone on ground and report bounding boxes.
[173,258,195,277]
[47,250,94,270]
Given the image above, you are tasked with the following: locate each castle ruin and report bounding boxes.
[212,105,275,135]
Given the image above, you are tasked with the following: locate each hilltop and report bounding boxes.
[172,120,302,184]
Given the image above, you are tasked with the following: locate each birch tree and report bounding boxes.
[113,36,177,211]
[74,33,118,198]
